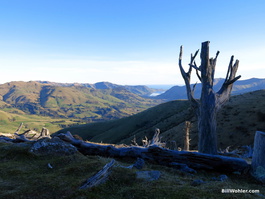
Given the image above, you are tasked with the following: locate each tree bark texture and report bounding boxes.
[198,42,218,154]
[179,41,241,154]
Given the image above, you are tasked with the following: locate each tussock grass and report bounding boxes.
[0,142,264,199]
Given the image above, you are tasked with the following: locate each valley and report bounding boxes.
[0,81,163,134]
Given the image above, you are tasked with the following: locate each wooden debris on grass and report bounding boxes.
[57,131,249,173]
[79,159,115,189]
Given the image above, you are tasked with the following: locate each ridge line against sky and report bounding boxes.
[0,0,264,85]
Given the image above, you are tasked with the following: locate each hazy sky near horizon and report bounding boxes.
[0,0,264,85]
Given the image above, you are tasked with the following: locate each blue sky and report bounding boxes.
[0,0,264,85]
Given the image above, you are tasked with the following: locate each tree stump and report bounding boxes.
[184,121,191,151]
[251,131,265,183]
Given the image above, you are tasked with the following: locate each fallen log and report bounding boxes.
[79,159,115,189]
[13,133,34,143]
[56,132,250,173]
[0,126,51,143]
[0,133,34,143]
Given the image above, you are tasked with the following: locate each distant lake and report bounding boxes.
[147,84,176,90]
[147,85,177,97]
[149,91,165,97]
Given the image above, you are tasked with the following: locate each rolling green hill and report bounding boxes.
[56,90,265,150]
[0,81,162,122]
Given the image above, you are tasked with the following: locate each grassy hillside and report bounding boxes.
[0,108,83,135]
[0,81,162,122]
[57,90,265,150]
[0,142,263,198]
[56,100,191,143]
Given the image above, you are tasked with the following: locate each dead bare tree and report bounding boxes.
[179,41,241,154]
[184,121,191,151]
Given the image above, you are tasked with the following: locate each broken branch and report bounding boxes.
[79,159,115,189]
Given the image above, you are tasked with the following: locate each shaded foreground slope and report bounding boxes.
[56,100,191,144]
[1,142,263,199]
[57,90,265,150]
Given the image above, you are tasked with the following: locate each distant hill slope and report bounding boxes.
[155,78,265,101]
[37,81,158,97]
[56,90,265,149]
[0,107,82,134]
[0,81,162,122]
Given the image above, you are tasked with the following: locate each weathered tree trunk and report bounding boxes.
[184,121,191,151]
[198,106,217,154]
[179,41,241,154]
[56,132,249,173]
[198,42,218,154]
[251,131,265,183]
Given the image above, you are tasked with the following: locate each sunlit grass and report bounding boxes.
[0,110,84,134]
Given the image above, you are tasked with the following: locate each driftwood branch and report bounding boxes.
[140,129,165,148]
[56,132,249,173]
[149,128,165,148]
[37,127,51,139]
[178,46,199,108]
[79,159,115,189]
[13,133,34,143]
[0,126,51,143]
[216,56,241,108]
[218,56,241,93]
[14,123,23,134]
[195,66,202,82]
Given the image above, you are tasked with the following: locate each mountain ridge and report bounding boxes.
[36,80,159,96]
[155,78,265,101]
